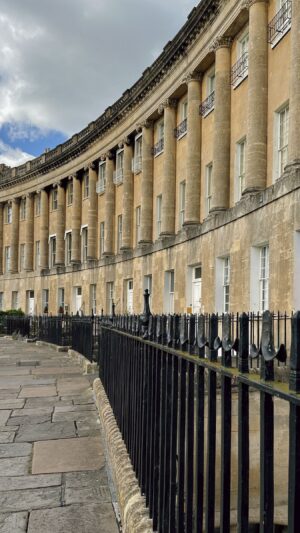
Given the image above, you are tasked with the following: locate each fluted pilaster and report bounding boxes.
[104,154,115,255]
[288,0,300,164]
[56,183,65,266]
[140,121,153,243]
[24,194,34,271]
[211,37,232,212]
[87,163,98,260]
[40,189,49,269]
[71,174,81,263]
[10,198,20,273]
[184,72,202,225]
[121,141,133,250]
[244,0,268,192]
[161,99,177,235]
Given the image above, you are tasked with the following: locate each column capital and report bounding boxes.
[84,162,96,171]
[158,98,178,115]
[118,136,131,149]
[183,71,202,84]
[105,151,114,160]
[56,180,64,188]
[26,192,34,199]
[137,119,153,131]
[12,197,20,205]
[70,172,79,180]
[243,0,268,8]
[210,36,233,52]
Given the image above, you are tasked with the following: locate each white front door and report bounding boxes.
[127,280,133,314]
[192,266,202,314]
[27,290,35,315]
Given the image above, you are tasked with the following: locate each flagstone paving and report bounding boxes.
[0,338,119,533]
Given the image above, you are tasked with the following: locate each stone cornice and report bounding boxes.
[0,0,220,190]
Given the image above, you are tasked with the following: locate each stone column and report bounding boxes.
[40,189,49,269]
[211,37,232,212]
[10,198,20,273]
[24,193,34,271]
[288,0,300,164]
[184,72,202,225]
[121,140,133,250]
[71,173,81,263]
[0,203,3,274]
[55,182,65,266]
[104,153,115,256]
[161,98,177,235]
[87,163,98,260]
[140,120,153,243]
[244,0,268,192]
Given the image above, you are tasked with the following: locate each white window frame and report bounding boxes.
[223,256,230,313]
[106,281,114,315]
[65,231,72,265]
[259,245,269,312]
[11,291,19,310]
[19,243,25,271]
[156,195,162,238]
[42,289,49,313]
[270,0,292,49]
[232,30,249,89]
[205,163,213,216]
[51,189,58,211]
[179,180,186,228]
[81,225,88,262]
[5,204,12,224]
[97,161,106,193]
[136,206,141,245]
[117,215,123,252]
[83,171,89,199]
[58,288,65,313]
[236,137,246,201]
[100,221,105,257]
[143,274,152,308]
[35,241,40,270]
[35,193,41,216]
[274,103,289,181]
[134,134,142,174]
[113,149,124,185]
[67,181,73,205]
[5,246,11,272]
[49,235,57,268]
[154,120,164,157]
[164,270,175,314]
[20,198,26,220]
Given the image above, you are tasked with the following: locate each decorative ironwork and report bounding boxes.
[174,118,187,139]
[113,168,123,186]
[199,91,215,116]
[133,155,142,174]
[152,138,164,156]
[268,1,292,45]
[230,52,248,86]
[96,179,106,194]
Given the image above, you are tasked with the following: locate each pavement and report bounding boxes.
[0,337,119,533]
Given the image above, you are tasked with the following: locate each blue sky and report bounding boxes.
[0,0,197,167]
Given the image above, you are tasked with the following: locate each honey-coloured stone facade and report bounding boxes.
[0,0,298,316]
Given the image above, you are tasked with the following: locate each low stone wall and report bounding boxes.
[68,348,98,374]
[93,378,153,533]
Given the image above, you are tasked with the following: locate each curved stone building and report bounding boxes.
[0,0,298,315]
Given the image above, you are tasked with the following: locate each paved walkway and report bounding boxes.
[0,337,119,533]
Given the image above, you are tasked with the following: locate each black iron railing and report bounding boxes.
[152,138,164,156]
[231,52,248,86]
[174,118,187,139]
[99,304,299,532]
[268,0,292,45]
[199,91,215,116]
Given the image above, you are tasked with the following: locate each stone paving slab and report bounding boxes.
[27,504,119,533]
[32,437,105,474]
[0,512,28,533]
[0,339,118,532]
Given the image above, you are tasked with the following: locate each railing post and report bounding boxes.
[140,289,151,338]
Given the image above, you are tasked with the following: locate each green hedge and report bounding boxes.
[0,309,25,317]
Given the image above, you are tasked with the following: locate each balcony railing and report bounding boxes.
[174,118,187,139]
[231,52,248,87]
[152,138,164,157]
[133,155,142,174]
[268,0,292,45]
[199,91,215,117]
[113,168,123,186]
[96,179,106,194]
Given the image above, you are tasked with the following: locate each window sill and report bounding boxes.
[271,23,291,49]
[203,106,215,119]
[154,150,164,158]
[232,71,248,90]
[177,131,187,141]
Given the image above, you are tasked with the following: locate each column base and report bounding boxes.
[103,252,114,257]
[242,186,264,196]
[71,260,81,265]
[183,220,200,227]
[284,160,300,172]
[120,246,132,252]
[209,207,227,214]
[138,240,153,245]
[159,232,175,237]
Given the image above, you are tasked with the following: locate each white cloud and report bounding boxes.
[0,0,197,137]
[0,139,34,167]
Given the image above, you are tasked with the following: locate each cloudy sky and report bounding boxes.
[0,0,197,167]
